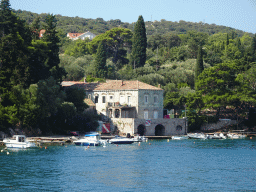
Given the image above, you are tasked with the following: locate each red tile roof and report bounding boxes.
[67,33,84,39]
[62,80,163,91]
[39,29,46,38]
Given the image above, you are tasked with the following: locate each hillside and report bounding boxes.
[13,9,248,37]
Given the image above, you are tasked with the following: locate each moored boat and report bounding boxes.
[108,135,134,144]
[171,135,188,140]
[3,135,37,148]
[187,133,208,139]
[208,132,227,139]
[227,133,246,139]
[73,132,102,146]
[133,135,148,142]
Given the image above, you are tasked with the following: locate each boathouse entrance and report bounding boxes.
[137,124,146,136]
[155,124,165,136]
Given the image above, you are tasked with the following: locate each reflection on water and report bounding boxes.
[0,139,255,191]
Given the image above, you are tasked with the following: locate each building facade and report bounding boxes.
[62,80,186,136]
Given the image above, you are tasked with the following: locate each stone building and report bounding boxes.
[62,80,187,136]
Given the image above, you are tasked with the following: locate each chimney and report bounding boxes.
[158,84,161,88]
[84,77,86,83]
[121,80,123,86]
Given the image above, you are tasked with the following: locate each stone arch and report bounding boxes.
[176,125,182,131]
[137,124,146,136]
[155,124,165,136]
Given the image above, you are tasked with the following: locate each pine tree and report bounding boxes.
[131,15,147,68]
[94,41,107,78]
[0,0,31,98]
[194,45,204,87]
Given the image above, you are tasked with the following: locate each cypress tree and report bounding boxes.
[30,16,40,40]
[131,15,147,68]
[226,34,229,46]
[194,45,204,87]
[94,41,107,78]
[42,14,66,83]
[252,34,256,62]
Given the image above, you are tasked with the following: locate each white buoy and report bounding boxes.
[6,151,10,155]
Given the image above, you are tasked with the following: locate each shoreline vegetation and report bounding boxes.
[1,0,256,138]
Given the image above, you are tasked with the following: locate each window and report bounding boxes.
[154,95,158,103]
[144,95,148,104]
[102,96,106,103]
[127,96,131,105]
[154,111,158,119]
[95,96,98,103]
[120,95,125,104]
[144,110,148,119]
[88,94,91,99]
[109,95,113,100]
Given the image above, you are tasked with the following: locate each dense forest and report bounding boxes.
[1,0,256,136]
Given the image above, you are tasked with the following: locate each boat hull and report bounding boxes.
[74,142,100,146]
[4,142,36,148]
[109,141,134,144]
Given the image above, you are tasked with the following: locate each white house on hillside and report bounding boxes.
[67,31,96,40]
[62,80,186,136]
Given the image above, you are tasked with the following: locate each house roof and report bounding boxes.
[62,80,163,91]
[39,29,46,37]
[67,33,84,39]
[84,98,95,106]
[67,31,96,39]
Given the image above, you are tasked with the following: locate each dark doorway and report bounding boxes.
[155,124,165,136]
[137,124,146,136]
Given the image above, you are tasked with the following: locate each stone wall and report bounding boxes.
[200,119,237,131]
[111,118,187,136]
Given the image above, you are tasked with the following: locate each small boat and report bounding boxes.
[3,135,37,148]
[108,135,134,144]
[208,132,227,139]
[227,133,246,139]
[73,132,102,146]
[187,133,208,140]
[133,135,148,142]
[171,135,188,140]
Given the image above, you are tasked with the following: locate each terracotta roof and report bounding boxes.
[39,29,46,37]
[67,33,84,39]
[84,98,95,106]
[62,80,163,91]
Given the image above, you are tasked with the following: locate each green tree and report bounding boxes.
[94,41,107,78]
[196,62,240,118]
[194,45,204,86]
[131,15,147,68]
[30,16,40,40]
[42,14,66,83]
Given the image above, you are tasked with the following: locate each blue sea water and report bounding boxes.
[0,139,255,192]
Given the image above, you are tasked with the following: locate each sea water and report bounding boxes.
[0,139,255,192]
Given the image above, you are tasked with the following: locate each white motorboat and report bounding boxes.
[108,135,134,144]
[133,135,148,142]
[208,132,227,139]
[73,132,102,146]
[171,136,188,140]
[187,133,208,139]
[3,135,37,148]
[227,133,246,139]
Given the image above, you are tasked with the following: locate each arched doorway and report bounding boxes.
[137,124,146,136]
[155,124,165,136]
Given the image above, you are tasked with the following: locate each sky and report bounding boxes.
[9,0,256,34]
